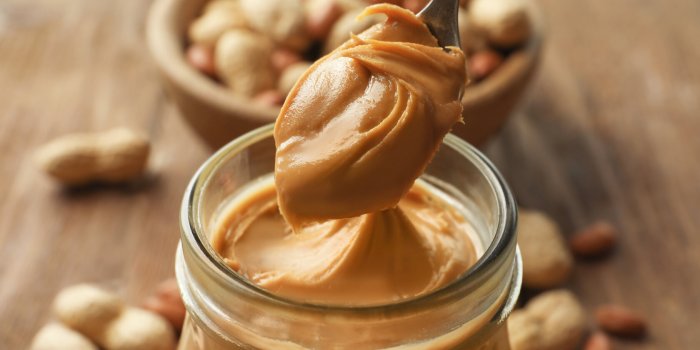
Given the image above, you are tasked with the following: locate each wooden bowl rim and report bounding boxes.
[147,0,544,122]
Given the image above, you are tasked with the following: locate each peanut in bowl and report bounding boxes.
[146,0,543,149]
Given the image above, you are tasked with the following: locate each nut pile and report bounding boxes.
[30,282,184,350]
[185,0,533,106]
[513,209,648,349]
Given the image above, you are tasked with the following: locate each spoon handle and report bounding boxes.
[417,0,461,49]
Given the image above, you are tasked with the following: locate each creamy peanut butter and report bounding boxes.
[212,3,470,306]
[274,4,466,227]
[211,176,478,305]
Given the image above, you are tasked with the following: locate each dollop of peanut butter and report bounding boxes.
[274,4,466,227]
[212,4,473,306]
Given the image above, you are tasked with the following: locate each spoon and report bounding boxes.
[417,0,461,49]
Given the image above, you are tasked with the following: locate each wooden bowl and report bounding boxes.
[147,0,543,149]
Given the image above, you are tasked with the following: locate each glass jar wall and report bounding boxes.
[176,125,520,349]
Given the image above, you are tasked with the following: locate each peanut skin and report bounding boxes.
[595,304,648,338]
[569,221,618,257]
[141,279,186,333]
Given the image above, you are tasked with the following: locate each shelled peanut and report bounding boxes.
[184,0,534,106]
[141,279,187,333]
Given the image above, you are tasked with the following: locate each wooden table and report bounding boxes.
[1,0,698,348]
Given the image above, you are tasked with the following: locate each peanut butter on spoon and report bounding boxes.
[211,4,473,307]
[274,4,467,228]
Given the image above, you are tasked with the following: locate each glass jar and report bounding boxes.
[176,124,520,349]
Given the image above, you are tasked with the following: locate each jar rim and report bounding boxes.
[180,124,518,314]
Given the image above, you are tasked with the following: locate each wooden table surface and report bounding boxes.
[2,0,698,348]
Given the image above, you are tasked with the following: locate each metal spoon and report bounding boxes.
[417,0,461,49]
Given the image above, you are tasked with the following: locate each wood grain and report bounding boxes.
[0,0,698,348]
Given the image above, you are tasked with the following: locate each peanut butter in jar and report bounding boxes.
[175,4,520,349]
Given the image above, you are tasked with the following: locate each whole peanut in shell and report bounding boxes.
[188,1,248,47]
[34,128,150,186]
[469,0,531,48]
[240,0,310,51]
[215,30,276,97]
[30,323,97,350]
[517,209,574,289]
[53,284,176,350]
[509,290,588,350]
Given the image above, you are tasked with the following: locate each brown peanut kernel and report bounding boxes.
[595,304,648,338]
[142,279,186,333]
[584,331,612,350]
[186,44,217,77]
[468,50,503,81]
[570,221,618,257]
[254,89,286,106]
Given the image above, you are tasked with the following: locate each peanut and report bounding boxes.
[240,0,310,51]
[507,310,541,350]
[30,323,97,350]
[141,279,186,333]
[468,49,503,81]
[186,44,217,77]
[34,128,150,186]
[517,209,574,289]
[595,304,647,338]
[324,9,384,53]
[403,0,429,14]
[271,47,303,74]
[305,0,344,40]
[278,61,313,96]
[253,89,286,107]
[509,289,588,350]
[188,0,248,47]
[569,221,618,257]
[53,284,124,340]
[458,8,488,55]
[584,331,612,350]
[99,308,176,350]
[469,0,531,48]
[53,284,176,350]
[335,0,372,12]
[215,30,275,97]
[202,0,239,14]
[526,290,588,349]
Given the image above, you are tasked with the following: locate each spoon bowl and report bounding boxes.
[418,0,461,49]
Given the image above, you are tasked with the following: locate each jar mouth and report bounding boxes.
[180,124,518,314]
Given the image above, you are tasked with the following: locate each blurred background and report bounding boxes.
[1,0,699,349]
